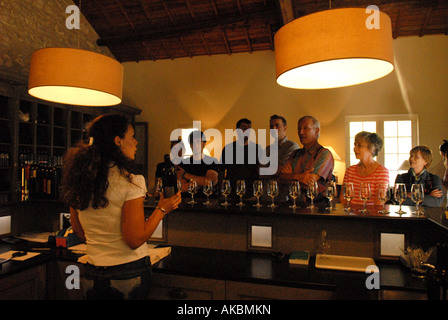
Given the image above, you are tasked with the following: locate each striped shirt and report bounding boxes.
[343,164,389,205]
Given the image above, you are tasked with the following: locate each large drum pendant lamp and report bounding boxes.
[28,48,123,106]
[275,8,394,90]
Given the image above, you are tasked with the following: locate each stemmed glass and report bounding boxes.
[267,179,279,208]
[394,183,407,215]
[236,180,246,207]
[155,178,163,203]
[289,180,300,209]
[203,179,213,206]
[343,182,354,212]
[306,181,318,209]
[187,179,197,204]
[411,184,424,215]
[359,182,371,214]
[377,183,390,214]
[253,180,263,208]
[221,179,231,207]
[325,181,337,211]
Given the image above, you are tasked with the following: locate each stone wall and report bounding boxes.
[0,0,112,84]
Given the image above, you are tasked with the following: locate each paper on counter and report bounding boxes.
[0,250,40,261]
[75,245,171,266]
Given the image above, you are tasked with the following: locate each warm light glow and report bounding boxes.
[324,146,341,161]
[28,48,123,106]
[275,8,394,89]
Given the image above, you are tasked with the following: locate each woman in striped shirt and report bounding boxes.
[340,131,389,206]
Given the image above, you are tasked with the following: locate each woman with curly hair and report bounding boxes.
[62,113,181,299]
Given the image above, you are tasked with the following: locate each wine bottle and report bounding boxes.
[161,154,177,197]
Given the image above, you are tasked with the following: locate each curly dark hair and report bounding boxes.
[61,113,135,210]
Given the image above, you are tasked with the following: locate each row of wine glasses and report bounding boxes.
[341,181,424,215]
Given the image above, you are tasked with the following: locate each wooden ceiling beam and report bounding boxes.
[97,8,280,46]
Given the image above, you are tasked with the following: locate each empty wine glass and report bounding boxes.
[203,179,213,205]
[306,181,318,209]
[394,183,407,215]
[377,183,390,214]
[177,179,182,193]
[289,180,300,209]
[187,179,197,204]
[411,183,424,215]
[343,182,355,212]
[267,179,279,208]
[236,180,246,207]
[325,181,337,211]
[221,179,231,207]
[359,182,371,214]
[253,180,263,208]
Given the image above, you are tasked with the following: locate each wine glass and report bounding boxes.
[253,180,263,208]
[267,179,279,208]
[377,183,390,214]
[306,181,318,209]
[187,179,197,204]
[289,180,300,209]
[236,180,246,207]
[411,184,424,215]
[394,183,407,215]
[203,179,213,206]
[359,182,371,214]
[343,182,354,212]
[177,179,182,194]
[221,179,231,207]
[325,181,337,211]
[155,178,163,203]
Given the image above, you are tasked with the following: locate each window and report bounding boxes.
[345,115,419,185]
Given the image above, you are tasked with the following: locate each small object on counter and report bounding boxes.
[289,251,310,265]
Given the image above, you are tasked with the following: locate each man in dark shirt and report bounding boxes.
[220,118,262,198]
[177,131,218,195]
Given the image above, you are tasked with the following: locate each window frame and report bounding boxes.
[345,114,419,184]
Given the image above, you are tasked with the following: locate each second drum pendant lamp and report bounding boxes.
[28,48,123,106]
[274,8,395,90]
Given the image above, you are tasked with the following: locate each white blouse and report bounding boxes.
[78,166,148,266]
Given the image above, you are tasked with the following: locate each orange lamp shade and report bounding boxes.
[28,48,123,106]
[275,8,394,89]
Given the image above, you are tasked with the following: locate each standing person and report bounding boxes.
[177,130,218,194]
[265,114,300,168]
[220,118,262,197]
[62,113,181,299]
[340,131,389,206]
[395,146,444,207]
[278,116,334,201]
[440,140,448,189]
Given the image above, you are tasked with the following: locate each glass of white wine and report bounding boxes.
[267,179,279,208]
[359,182,371,214]
[343,182,354,212]
[377,183,390,214]
[289,180,300,209]
[394,183,407,215]
[325,181,337,211]
[155,178,163,203]
[411,183,424,215]
[203,179,213,206]
[221,179,231,207]
[253,180,263,208]
[306,181,318,210]
[187,179,198,205]
[236,180,246,207]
